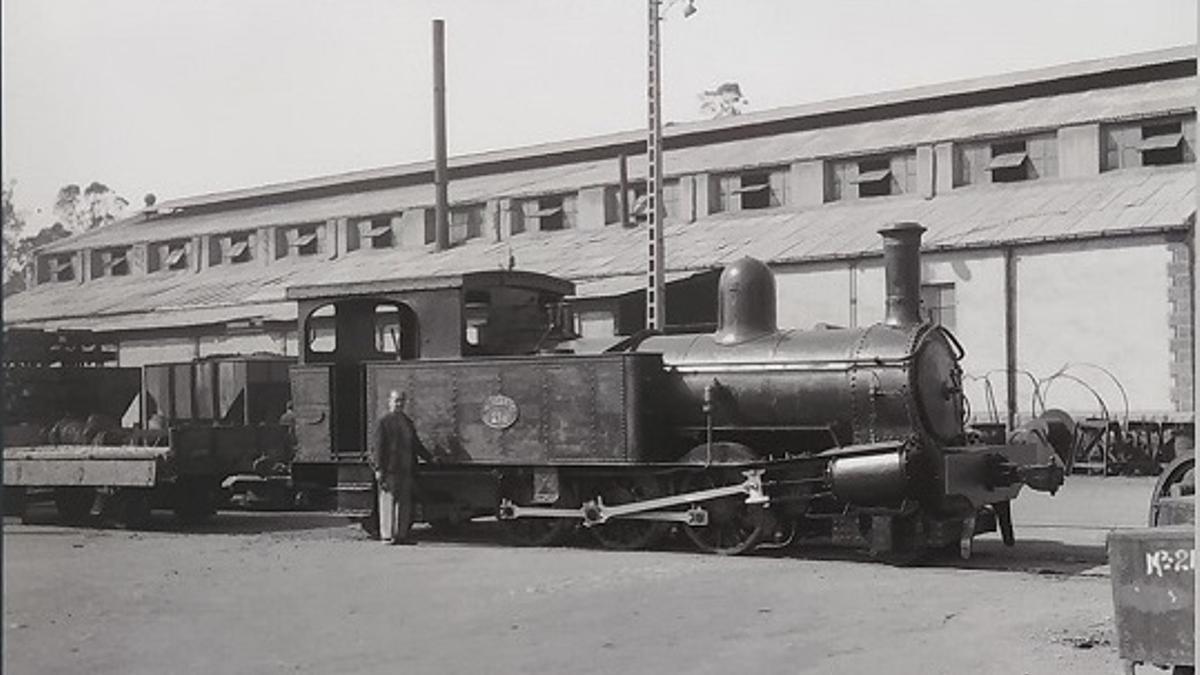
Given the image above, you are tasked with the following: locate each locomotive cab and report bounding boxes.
[285,271,575,512]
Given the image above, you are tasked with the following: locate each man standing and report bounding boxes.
[371,389,432,545]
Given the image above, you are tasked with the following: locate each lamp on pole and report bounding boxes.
[645,0,696,332]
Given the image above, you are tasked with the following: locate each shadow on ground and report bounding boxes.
[7,506,1111,576]
[9,503,354,536]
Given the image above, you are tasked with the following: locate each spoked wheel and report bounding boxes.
[499,481,578,547]
[681,469,771,556]
[500,516,576,547]
[120,489,153,530]
[173,479,217,526]
[587,474,670,551]
[1149,454,1195,527]
[54,487,95,524]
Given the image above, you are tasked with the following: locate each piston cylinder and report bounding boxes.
[829,451,908,505]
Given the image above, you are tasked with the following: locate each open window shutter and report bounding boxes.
[165,246,186,268]
[731,182,770,194]
[229,240,250,261]
[849,169,892,184]
[1138,133,1183,151]
[986,152,1029,170]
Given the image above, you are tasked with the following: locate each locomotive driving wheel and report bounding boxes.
[587,474,670,551]
[500,516,576,547]
[681,468,771,556]
[499,480,578,547]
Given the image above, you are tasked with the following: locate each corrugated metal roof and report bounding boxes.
[20,303,296,332]
[143,46,1192,213]
[36,62,1195,257]
[7,166,1193,331]
[573,270,709,298]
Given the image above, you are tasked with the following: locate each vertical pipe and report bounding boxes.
[432,19,450,251]
[1004,246,1018,432]
[878,222,925,327]
[646,0,665,330]
[848,261,858,328]
[618,154,630,227]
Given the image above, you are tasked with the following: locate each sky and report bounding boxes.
[2,0,1196,233]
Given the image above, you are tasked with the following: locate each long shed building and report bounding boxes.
[5,47,1196,424]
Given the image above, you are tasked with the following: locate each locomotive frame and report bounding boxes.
[285,223,1074,559]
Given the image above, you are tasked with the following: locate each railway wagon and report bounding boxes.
[4,332,292,527]
[1108,454,1194,674]
[288,223,1074,559]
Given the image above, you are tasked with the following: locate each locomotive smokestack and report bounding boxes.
[715,257,777,345]
[879,222,926,327]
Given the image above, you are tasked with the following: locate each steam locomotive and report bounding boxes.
[288,222,1073,559]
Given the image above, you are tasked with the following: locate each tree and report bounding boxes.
[3,181,26,287]
[2,180,118,297]
[54,181,129,232]
[698,82,749,119]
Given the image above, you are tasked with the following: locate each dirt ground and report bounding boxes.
[2,476,1160,675]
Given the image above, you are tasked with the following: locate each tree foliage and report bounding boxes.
[2,180,128,297]
[3,181,26,285]
[54,181,129,232]
[698,82,749,119]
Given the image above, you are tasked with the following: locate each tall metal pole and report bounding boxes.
[645,0,665,331]
[433,19,450,252]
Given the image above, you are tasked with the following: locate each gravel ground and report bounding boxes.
[3,476,1160,675]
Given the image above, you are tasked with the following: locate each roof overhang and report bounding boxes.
[286,269,575,301]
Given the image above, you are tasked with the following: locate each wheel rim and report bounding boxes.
[682,471,769,556]
[588,475,669,551]
[500,480,578,547]
[122,490,153,530]
[55,487,95,523]
[1149,455,1195,526]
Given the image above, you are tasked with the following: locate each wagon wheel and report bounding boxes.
[499,481,578,547]
[54,487,95,524]
[681,469,771,556]
[120,489,154,530]
[173,479,217,526]
[587,475,670,551]
[1149,454,1194,527]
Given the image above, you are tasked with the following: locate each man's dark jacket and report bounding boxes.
[371,411,432,488]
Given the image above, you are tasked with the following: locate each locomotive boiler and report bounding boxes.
[287,223,1073,560]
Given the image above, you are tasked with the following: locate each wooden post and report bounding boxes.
[1004,246,1018,431]
[618,154,630,227]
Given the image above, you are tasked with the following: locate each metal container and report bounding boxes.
[364,352,668,465]
[1108,526,1195,669]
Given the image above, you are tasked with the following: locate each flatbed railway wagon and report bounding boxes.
[287,223,1075,559]
[3,328,292,528]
